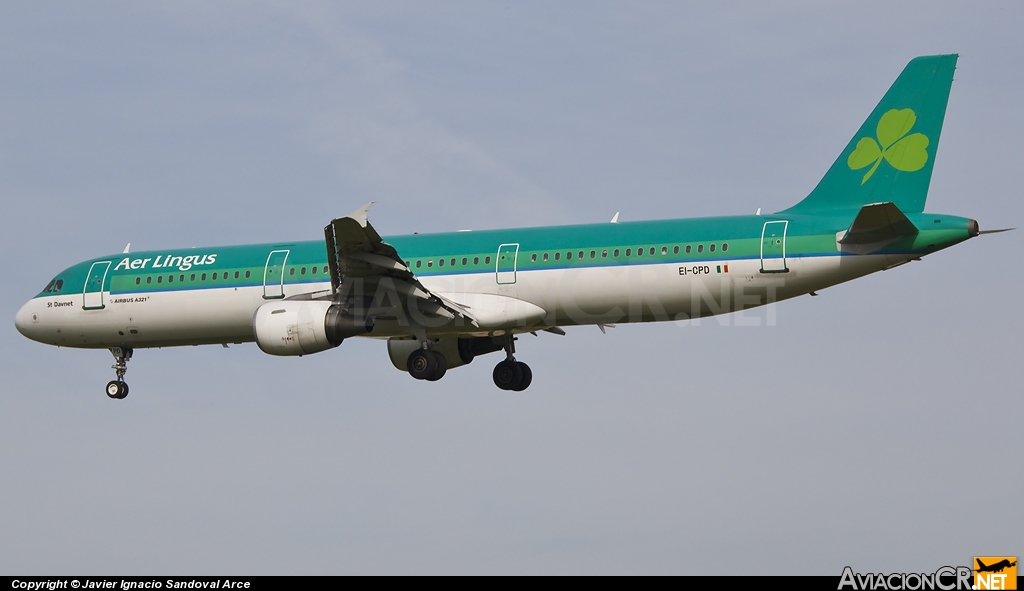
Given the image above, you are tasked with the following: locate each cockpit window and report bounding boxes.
[54,279,63,292]
[42,279,63,293]
[43,280,55,293]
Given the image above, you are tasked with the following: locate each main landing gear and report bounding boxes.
[106,347,132,400]
[407,347,447,381]
[492,336,532,392]
[403,334,533,391]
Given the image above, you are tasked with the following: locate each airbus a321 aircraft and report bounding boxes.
[14,55,1004,398]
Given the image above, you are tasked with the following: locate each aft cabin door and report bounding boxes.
[496,243,519,284]
[263,249,290,299]
[83,261,111,310]
[760,221,789,273]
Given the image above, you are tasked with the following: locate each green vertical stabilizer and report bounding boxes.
[781,54,957,215]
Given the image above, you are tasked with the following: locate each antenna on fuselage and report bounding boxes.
[610,212,620,223]
[123,243,131,253]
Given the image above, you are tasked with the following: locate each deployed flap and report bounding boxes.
[840,202,918,245]
[322,204,473,323]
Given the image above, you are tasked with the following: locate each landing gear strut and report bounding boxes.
[492,336,532,391]
[106,347,132,399]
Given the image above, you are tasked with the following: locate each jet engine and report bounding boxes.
[253,300,373,356]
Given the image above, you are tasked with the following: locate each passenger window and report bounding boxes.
[579,251,584,259]
[673,246,679,254]
[439,259,444,267]
[201,273,206,281]
[289,268,294,276]
[531,254,537,262]
[710,244,716,252]
[147,277,152,284]
[322,266,328,274]
[474,257,479,265]
[543,253,549,261]
[590,250,596,258]
[485,256,491,264]
[235,271,240,278]
[168,275,173,283]
[245,270,251,278]
[637,248,643,257]
[428,260,433,267]
[602,250,608,258]
[554,252,560,260]
[625,249,631,256]
[223,272,229,279]
[451,258,455,267]
[180,275,185,282]
[697,244,704,253]
[158,276,163,284]
[566,252,572,260]
[462,258,468,266]
[312,266,318,274]
[136,277,141,285]
[722,243,729,252]
[650,247,655,255]
[301,267,306,275]
[416,260,422,268]
[190,274,196,281]
[614,249,620,257]
[661,247,667,255]
[685,245,692,254]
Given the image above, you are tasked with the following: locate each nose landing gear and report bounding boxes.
[492,335,532,391]
[106,347,132,399]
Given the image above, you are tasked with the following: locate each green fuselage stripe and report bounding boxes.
[34,212,974,298]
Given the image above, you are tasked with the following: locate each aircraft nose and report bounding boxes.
[14,300,39,340]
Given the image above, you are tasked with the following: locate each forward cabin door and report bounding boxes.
[760,221,789,273]
[263,249,290,299]
[83,261,111,310]
[495,243,519,284]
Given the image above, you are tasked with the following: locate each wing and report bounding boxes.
[320,202,476,326]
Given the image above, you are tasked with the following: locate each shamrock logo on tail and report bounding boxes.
[847,108,929,184]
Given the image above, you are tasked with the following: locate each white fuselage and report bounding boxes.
[15,253,898,349]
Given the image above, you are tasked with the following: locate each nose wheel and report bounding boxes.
[107,347,133,400]
[106,380,129,399]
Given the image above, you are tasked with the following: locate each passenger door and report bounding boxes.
[83,261,111,310]
[495,243,519,284]
[760,221,789,273]
[264,249,290,299]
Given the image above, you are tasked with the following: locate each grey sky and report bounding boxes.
[1,1,1020,574]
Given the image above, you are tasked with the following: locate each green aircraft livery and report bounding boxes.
[15,54,999,398]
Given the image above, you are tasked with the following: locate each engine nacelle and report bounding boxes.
[387,336,503,371]
[253,301,373,356]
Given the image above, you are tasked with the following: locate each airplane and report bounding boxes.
[976,559,1016,574]
[14,54,1008,399]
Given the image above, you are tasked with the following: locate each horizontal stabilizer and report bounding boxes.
[840,202,918,246]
